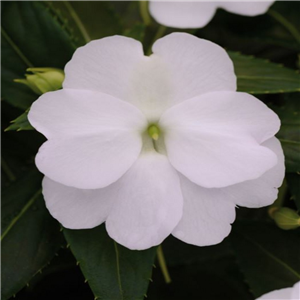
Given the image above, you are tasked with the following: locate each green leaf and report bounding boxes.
[230,221,300,298]
[228,51,300,94]
[64,225,156,300]
[5,109,33,132]
[271,94,300,172]
[286,173,300,210]
[1,1,75,109]
[1,169,64,300]
[123,23,146,42]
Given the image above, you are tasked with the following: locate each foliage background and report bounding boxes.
[1,1,300,299]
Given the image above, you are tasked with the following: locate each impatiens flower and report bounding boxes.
[149,0,275,29]
[28,33,285,250]
[256,281,300,299]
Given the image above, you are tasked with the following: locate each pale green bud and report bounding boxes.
[14,68,64,95]
[273,207,300,230]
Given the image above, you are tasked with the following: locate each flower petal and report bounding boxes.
[256,285,293,299]
[106,152,183,250]
[220,1,274,16]
[63,36,146,100]
[172,137,284,247]
[227,137,285,208]
[28,89,147,139]
[36,132,142,189]
[42,177,113,229]
[160,91,280,188]
[172,174,236,247]
[149,1,217,29]
[29,89,147,189]
[151,33,236,107]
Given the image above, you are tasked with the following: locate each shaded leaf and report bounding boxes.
[286,173,300,211]
[64,225,156,300]
[1,169,64,300]
[123,23,146,42]
[230,221,300,298]
[5,109,33,132]
[1,1,75,109]
[229,51,300,94]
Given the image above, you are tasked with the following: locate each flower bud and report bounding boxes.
[14,68,64,95]
[273,207,300,230]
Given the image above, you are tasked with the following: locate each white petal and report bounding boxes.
[256,285,293,299]
[42,177,113,229]
[160,91,280,188]
[291,281,300,300]
[220,1,275,17]
[106,152,183,250]
[63,36,146,101]
[28,89,147,139]
[227,138,285,208]
[172,174,236,246]
[149,1,217,29]
[173,138,284,247]
[29,89,147,189]
[36,132,142,189]
[152,33,236,107]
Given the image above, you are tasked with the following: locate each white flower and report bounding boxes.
[28,33,284,250]
[256,281,300,299]
[149,1,275,29]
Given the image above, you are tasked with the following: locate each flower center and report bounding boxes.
[147,124,160,141]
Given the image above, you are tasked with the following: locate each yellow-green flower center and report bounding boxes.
[147,124,160,141]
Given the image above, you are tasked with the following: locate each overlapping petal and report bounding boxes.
[43,177,113,229]
[172,174,236,246]
[256,281,300,299]
[106,152,183,250]
[149,1,275,29]
[172,137,284,246]
[160,91,280,188]
[29,89,147,189]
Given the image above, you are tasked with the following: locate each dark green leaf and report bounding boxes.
[1,169,64,300]
[228,51,300,94]
[64,225,156,300]
[123,23,146,42]
[1,1,75,109]
[230,221,300,298]
[286,173,300,210]
[271,94,300,172]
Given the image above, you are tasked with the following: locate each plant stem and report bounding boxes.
[1,157,16,182]
[63,1,91,43]
[139,1,151,26]
[157,245,171,284]
[146,25,166,55]
[1,189,42,241]
[268,10,300,44]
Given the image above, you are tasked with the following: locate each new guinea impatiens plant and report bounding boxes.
[149,0,275,29]
[28,32,285,250]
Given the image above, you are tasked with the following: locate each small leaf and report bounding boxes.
[64,225,156,300]
[230,221,300,298]
[1,169,64,300]
[228,51,300,94]
[5,109,33,132]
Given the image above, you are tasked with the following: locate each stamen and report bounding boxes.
[148,124,160,141]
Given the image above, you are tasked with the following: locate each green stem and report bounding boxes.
[1,157,16,182]
[146,25,166,55]
[157,245,171,284]
[268,10,300,44]
[139,1,151,26]
[1,189,42,241]
[63,1,91,43]
[1,27,34,67]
